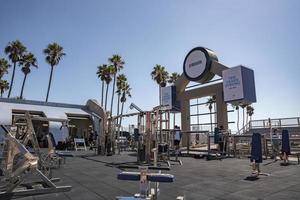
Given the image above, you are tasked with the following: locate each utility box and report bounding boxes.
[222,65,256,105]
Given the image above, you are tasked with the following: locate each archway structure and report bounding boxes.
[171,47,256,146]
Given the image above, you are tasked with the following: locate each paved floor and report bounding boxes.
[18,152,300,200]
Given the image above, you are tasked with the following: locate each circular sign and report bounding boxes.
[183,47,218,83]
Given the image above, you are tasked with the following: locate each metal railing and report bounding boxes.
[239,117,300,134]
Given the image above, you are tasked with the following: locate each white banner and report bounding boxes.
[49,121,69,144]
[223,66,244,102]
[160,86,173,108]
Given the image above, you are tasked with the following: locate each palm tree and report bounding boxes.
[249,106,254,121]
[43,42,65,102]
[108,54,125,117]
[240,104,247,133]
[246,105,254,126]
[0,58,11,78]
[118,82,131,136]
[168,72,180,85]
[19,52,38,99]
[97,64,108,107]
[104,65,114,111]
[116,74,127,123]
[233,104,240,134]
[151,64,169,104]
[206,96,216,133]
[4,40,27,98]
[0,79,9,97]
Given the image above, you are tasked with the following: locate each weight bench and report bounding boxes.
[245,133,270,181]
[46,134,74,166]
[56,151,74,165]
[117,172,174,183]
[116,166,177,200]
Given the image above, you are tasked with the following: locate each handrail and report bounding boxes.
[239,117,300,135]
[250,117,300,122]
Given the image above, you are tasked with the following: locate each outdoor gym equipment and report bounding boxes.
[0,125,72,200]
[151,105,182,166]
[180,128,232,161]
[113,104,182,168]
[46,133,74,166]
[281,130,291,165]
[13,111,71,173]
[279,129,300,165]
[250,133,262,173]
[264,129,300,166]
[116,166,182,200]
[130,103,144,113]
[245,133,269,181]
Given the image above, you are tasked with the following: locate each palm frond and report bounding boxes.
[108,54,125,73]
[43,42,65,66]
[151,64,169,86]
[0,58,11,78]
[4,40,27,63]
[168,72,180,84]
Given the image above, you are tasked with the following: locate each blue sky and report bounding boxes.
[0,0,300,130]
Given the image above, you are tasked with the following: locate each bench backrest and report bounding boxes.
[74,138,87,151]
[117,171,174,183]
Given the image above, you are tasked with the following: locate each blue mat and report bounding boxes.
[281,130,291,155]
[250,133,262,163]
[214,128,219,144]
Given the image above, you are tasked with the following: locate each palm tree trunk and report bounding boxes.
[118,99,125,135]
[173,113,176,128]
[210,109,213,133]
[116,93,121,137]
[237,108,240,134]
[110,74,116,117]
[46,65,54,102]
[1,91,3,98]
[20,74,28,99]
[7,62,16,98]
[115,98,125,155]
[105,83,109,111]
[159,86,161,105]
[242,108,245,132]
[246,112,250,133]
[101,80,104,107]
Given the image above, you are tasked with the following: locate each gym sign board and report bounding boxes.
[160,86,176,109]
[183,47,218,83]
[222,65,256,105]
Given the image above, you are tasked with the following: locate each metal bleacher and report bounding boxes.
[238,117,300,160]
[239,117,300,136]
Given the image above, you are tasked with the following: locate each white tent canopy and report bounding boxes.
[0,101,94,143]
[0,101,91,125]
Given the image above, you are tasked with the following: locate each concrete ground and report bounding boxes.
[18,152,300,200]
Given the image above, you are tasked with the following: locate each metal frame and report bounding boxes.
[0,125,72,200]
[116,166,178,200]
[175,60,230,148]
